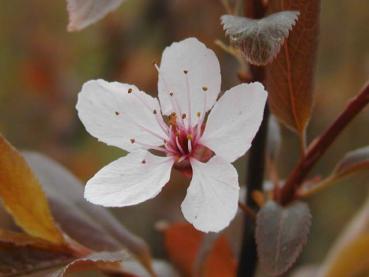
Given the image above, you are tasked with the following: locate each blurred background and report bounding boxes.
[0,0,368,271]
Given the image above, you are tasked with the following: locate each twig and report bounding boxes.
[279,81,369,205]
[238,201,257,221]
[237,2,267,277]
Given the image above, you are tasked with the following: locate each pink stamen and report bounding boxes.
[175,135,186,155]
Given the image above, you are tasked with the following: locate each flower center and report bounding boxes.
[165,113,200,161]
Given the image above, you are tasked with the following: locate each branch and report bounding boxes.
[279,81,369,205]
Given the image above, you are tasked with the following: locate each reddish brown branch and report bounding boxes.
[238,201,257,221]
[279,81,369,205]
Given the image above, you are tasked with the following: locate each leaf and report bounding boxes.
[316,194,369,276]
[66,0,124,32]
[0,229,68,253]
[0,242,73,276]
[299,146,369,197]
[322,234,369,277]
[265,0,320,135]
[50,251,129,276]
[333,146,369,177]
[22,151,154,275]
[256,201,311,276]
[0,136,64,244]
[163,223,236,277]
[221,11,299,66]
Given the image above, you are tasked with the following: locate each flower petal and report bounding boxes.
[84,151,174,207]
[158,38,221,121]
[201,82,267,163]
[181,156,239,232]
[76,79,167,152]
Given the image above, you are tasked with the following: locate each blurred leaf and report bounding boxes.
[334,146,369,177]
[256,201,311,276]
[0,136,64,244]
[221,11,299,66]
[317,194,369,276]
[0,243,73,276]
[0,229,68,253]
[163,223,236,277]
[323,234,369,277]
[50,251,129,276]
[22,151,154,275]
[66,0,124,31]
[266,0,320,135]
[299,146,369,197]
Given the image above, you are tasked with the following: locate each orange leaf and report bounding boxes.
[0,135,64,244]
[0,229,67,253]
[266,0,320,135]
[163,223,236,277]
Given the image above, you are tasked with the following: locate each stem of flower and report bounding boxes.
[279,81,369,205]
[238,201,257,221]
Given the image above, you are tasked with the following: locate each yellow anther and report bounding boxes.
[168,112,177,126]
[196,112,201,118]
[187,134,193,140]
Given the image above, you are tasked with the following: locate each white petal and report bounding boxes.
[76,79,167,152]
[84,151,174,207]
[67,0,124,32]
[181,156,239,232]
[201,82,267,163]
[158,38,221,120]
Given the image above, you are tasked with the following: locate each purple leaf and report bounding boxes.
[66,0,124,31]
[256,201,311,276]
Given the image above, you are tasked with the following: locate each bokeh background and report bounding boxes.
[1,0,368,273]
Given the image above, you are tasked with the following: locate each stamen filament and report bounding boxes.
[175,136,186,155]
[187,139,192,153]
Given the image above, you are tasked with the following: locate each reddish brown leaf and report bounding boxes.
[0,243,73,276]
[51,251,129,277]
[266,0,320,135]
[22,151,155,275]
[0,136,64,244]
[163,223,236,277]
[0,229,69,253]
[256,201,311,276]
[333,146,369,177]
[66,0,124,31]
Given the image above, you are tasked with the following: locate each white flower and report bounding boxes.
[76,37,267,232]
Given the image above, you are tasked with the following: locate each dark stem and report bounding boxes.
[238,103,269,277]
[280,81,369,205]
[237,2,267,276]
